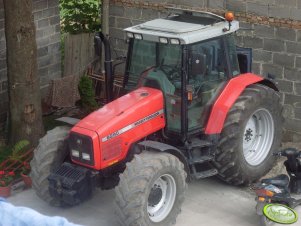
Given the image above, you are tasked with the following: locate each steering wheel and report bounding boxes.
[158,58,181,81]
[160,65,180,80]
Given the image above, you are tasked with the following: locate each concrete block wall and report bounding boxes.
[109,0,301,141]
[235,23,301,141]
[33,0,62,92]
[0,0,61,133]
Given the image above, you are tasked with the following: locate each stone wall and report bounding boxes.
[0,0,61,132]
[109,0,301,141]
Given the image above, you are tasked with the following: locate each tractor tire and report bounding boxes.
[115,151,187,226]
[214,84,283,185]
[30,126,70,206]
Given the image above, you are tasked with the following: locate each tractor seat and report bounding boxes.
[141,70,175,95]
[261,174,289,188]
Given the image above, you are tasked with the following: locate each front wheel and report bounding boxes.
[115,151,187,226]
[30,127,70,206]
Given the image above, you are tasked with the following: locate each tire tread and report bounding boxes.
[30,126,70,205]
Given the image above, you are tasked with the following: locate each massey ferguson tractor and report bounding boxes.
[31,10,283,226]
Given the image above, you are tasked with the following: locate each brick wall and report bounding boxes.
[109,0,301,141]
[0,0,61,133]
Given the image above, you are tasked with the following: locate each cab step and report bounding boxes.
[188,139,213,150]
[193,169,218,179]
[189,155,214,164]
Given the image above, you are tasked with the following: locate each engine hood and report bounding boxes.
[74,87,165,135]
[71,87,165,170]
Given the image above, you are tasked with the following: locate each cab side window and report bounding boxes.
[225,35,240,76]
[188,38,228,130]
[189,38,227,85]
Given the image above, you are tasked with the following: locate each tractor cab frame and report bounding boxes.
[122,11,250,143]
[124,33,240,142]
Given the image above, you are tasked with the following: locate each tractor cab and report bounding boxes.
[123,11,243,140]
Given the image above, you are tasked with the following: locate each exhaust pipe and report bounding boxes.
[94,32,113,103]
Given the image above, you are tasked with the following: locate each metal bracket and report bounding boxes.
[55,117,80,126]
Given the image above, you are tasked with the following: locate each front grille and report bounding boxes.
[54,163,86,188]
[102,138,123,161]
[48,162,93,205]
[69,132,94,165]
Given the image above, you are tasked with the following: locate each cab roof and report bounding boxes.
[124,11,239,45]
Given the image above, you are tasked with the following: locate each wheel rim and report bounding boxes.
[243,108,274,166]
[147,174,176,223]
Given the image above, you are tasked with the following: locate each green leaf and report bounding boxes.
[11,140,30,157]
[60,0,100,34]
[78,75,98,111]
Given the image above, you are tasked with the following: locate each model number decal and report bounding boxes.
[106,131,120,140]
[102,109,164,142]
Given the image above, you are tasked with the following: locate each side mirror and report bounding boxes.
[94,34,102,57]
[191,53,207,77]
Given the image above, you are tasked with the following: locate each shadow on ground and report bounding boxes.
[8,177,260,226]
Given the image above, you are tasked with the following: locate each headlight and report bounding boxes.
[127,32,134,39]
[71,149,80,158]
[159,37,168,44]
[134,33,143,40]
[69,132,94,165]
[170,38,180,45]
[82,153,91,161]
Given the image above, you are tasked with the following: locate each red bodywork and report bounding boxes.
[205,73,263,134]
[71,73,264,170]
[71,87,165,170]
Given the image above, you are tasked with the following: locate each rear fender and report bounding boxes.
[138,140,189,175]
[205,73,278,135]
[257,79,279,91]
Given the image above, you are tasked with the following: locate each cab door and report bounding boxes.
[187,36,239,132]
[237,46,252,73]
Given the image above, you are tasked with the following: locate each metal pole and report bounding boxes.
[100,0,113,102]
[101,0,110,36]
[101,0,109,73]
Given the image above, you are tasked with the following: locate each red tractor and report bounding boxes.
[31,10,283,225]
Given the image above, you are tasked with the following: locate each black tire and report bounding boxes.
[214,84,283,185]
[30,126,70,206]
[115,151,187,226]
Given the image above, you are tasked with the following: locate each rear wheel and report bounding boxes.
[243,108,274,166]
[30,126,70,206]
[214,84,283,185]
[115,151,187,226]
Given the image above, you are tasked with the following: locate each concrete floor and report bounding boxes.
[8,178,260,226]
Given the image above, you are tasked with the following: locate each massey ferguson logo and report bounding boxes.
[76,139,82,145]
[102,109,164,142]
[134,112,160,127]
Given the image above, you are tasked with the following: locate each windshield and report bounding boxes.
[125,39,182,91]
[125,39,183,133]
